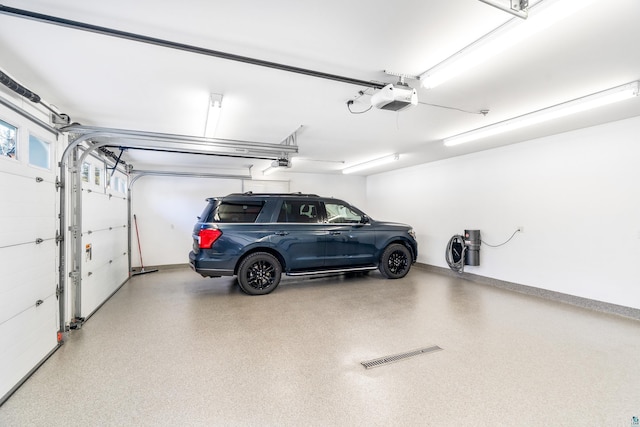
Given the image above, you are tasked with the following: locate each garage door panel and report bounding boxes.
[83,227,128,265]
[0,218,57,248]
[84,225,128,244]
[1,104,60,404]
[0,241,56,324]
[1,170,56,204]
[80,175,129,318]
[82,252,128,284]
[110,254,128,281]
[82,191,127,231]
[82,228,128,266]
[0,157,56,181]
[81,253,128,317]
[0,172,56,245]
[0,295,57,400]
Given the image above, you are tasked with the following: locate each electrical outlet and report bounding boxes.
[518,226,524,233]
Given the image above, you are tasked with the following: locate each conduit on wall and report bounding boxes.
[58,125,298,332]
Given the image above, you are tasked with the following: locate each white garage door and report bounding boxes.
[78,157,129,319]
[0,109,60,404]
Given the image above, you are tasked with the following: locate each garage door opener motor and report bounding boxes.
[445,229,481,273]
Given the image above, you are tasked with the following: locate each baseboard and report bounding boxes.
[416,263,640,321]
[130,263,190,272]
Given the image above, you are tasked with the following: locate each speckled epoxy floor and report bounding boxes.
[1,266,640,426]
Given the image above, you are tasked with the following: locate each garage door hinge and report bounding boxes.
[55,231,63,246]
[69,270,79,280]
[69,317,85,330]
[68,225,78,237]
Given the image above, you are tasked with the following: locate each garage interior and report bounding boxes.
[1,0,639,425]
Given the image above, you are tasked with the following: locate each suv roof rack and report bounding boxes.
[227,192,320,197]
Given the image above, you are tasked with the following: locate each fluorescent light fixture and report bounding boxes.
[262,165,279,176]
[444,81,639,146]
[420,0,595,89]
[478,0,528,19]
[204,93,223,138]
[342,154,399,175]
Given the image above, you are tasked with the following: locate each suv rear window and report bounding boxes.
[206,201,264,223]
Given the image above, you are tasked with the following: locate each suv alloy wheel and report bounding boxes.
[237,252,282,295]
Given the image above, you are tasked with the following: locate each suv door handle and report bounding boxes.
[274,231,289,236]
[330,231,341,235]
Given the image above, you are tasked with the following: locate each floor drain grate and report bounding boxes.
[361,345,442,369]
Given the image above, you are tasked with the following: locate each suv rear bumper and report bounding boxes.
[189,251,234,277]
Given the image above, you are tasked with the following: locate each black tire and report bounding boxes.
[237,252,282,295]
[379,243,412,279]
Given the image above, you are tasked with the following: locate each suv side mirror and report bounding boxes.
[360,215,370,224]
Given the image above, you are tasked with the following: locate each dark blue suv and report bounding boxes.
[189,193,417,295]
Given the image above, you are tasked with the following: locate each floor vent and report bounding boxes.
[361,345,442,369]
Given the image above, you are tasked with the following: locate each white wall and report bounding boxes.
[130,176,241,268]
[287,172,367,210]
[131,172,366,267]
[367,116,640,309]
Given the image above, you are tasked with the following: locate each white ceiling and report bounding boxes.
[1,0,638,175]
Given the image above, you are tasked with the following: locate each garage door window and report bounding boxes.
[94,167,102,186]
[109,175,127,193]
[0,119,17,159]
[81,162,90,182]
[28,134,50,169]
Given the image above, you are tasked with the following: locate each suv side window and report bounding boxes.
[210,201,264,223]
[324,201,363,224]
[277,200,321,223]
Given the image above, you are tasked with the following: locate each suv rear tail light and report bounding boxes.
[199,228,222,249]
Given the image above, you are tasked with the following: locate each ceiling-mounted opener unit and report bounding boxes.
[446,230,481,273]
[371,72,419,112]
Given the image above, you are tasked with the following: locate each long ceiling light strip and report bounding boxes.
[420,0,596,89]
[342,154,399,174]
[443,81,639,146]
[477,0,529,19]
[262,165,279,175]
